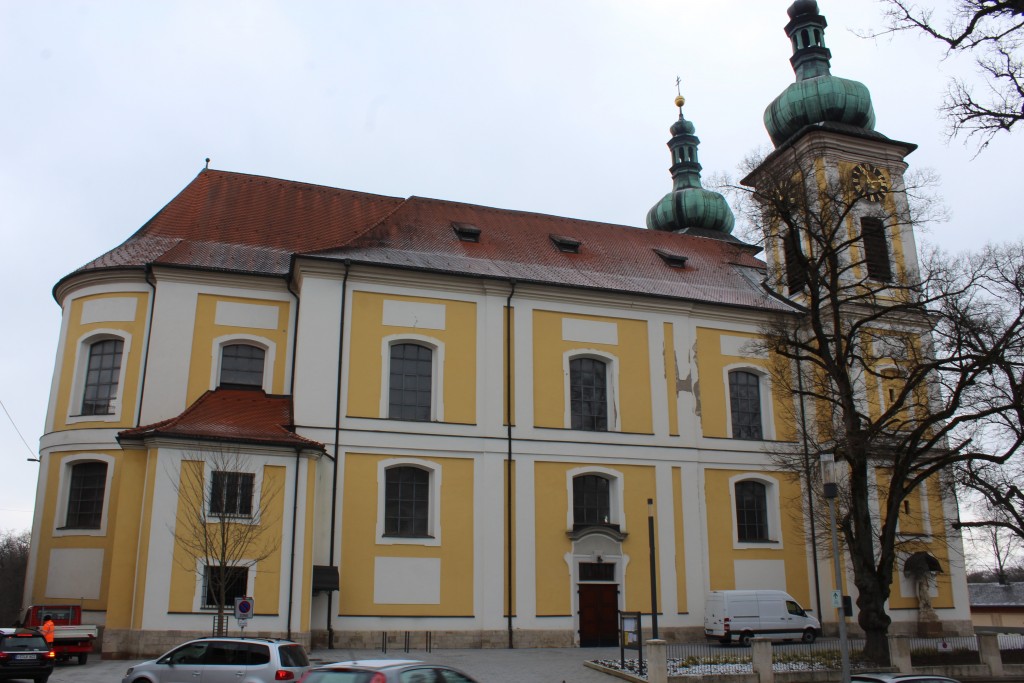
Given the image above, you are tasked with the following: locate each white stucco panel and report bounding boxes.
[382,300,446,330]
[373,556,441,604]
[81,297,138,324]
[46,548,104,599]
[734,559,787,591]
[720,335,767,359]
[562,318,617,345]
[214,301,280,330]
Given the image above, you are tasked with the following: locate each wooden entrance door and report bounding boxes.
[578,583,619,647]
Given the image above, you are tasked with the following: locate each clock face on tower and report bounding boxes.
[851,163,890,202]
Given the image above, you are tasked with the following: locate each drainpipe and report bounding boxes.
[505,280,516,649]
[328,261,351,648]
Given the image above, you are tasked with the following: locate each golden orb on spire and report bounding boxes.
[674,94,686,108]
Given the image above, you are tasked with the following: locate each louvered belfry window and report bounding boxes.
[783,229,808,293]
[860,217,893,281]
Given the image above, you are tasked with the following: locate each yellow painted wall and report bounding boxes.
[695,328,793,441]
[31,450,126,610]
[673,467,687,613]
[168,460,285,615]
[339,453,475,616]
[346,292,477,424]
[704,468,812,607]
[54,292,149,430]
[186,294,291,405]
[664,323,679,436]
[533,462,660,616]
[532,311,653,433]
[300,460,317,630]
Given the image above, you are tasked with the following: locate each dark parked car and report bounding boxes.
[0,628,55,683]
[852,675,962,683]
[300,659,479,683]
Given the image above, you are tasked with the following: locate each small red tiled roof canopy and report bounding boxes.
[118,388,323,451]
[59,169,796,314]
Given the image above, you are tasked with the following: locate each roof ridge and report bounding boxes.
[404,195,645,233]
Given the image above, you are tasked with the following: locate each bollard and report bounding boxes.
[978,632,1003,677]
[887,635,912,674]
[646,639,668,683]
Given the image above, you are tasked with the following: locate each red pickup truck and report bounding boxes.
[21,605,97,665]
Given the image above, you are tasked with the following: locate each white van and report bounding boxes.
[704,590,820,645]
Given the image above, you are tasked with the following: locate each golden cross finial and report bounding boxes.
[675,76,685,109]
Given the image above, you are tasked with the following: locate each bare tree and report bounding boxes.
[733,150,1024,662]
[170,445,281,633]
[0,529,30,625]
[874,0,1024,149]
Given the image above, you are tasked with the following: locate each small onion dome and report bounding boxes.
[646,186,735,234]
[764,75,875,146]
[788,0,819,19]
[671,115,695,137]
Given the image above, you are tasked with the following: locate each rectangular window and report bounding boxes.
[388,343,433,421]
[570,357,608,431]
[81,339,124,415]
[384,466,430,537]
[203,565,248,609]
[209,471,255,517]
[64,461,107,529]
[579,562,615,581]
[861,217,892,281]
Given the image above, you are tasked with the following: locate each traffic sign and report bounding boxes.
[831,590,842,608]
[234,596,254,621]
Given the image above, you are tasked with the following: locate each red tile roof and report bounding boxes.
[118,388,323,451]
[61,168,795,313]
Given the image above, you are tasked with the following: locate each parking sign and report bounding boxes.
[234,596,254,621]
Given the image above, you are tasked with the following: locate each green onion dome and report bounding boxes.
[646,95,735,235]
[764,1,876,147]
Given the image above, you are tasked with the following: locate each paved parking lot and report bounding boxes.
[48,646,623,682]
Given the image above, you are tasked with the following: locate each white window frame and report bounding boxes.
[563,349,620,432]
[380,334,445,422]
[728,472,783,549]
[66,330,132,424]
[376,458,442,546]
[211,334,274,392]
[723,364,775,441]
[53,453,116,537]
[565,466,626,532]
[193,560,256,612]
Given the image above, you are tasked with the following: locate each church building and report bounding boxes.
[26,1,971,657]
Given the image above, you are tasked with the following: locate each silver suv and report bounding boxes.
[121,637,309,683]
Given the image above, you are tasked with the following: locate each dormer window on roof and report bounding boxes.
[654,248,688,269]
[550,234,581,254]
[452,222,481,243]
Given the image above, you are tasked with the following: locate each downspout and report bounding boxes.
[796,351,823,620]
[328,261,351,648]
[505,280,516,649]
[287,447,301,640]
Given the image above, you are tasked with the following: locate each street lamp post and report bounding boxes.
[821,453,851,683]
[647,498,659,640]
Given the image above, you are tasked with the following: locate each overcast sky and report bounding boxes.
[1,1,1020,541]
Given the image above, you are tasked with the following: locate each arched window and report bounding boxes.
[64,461,108,529]
[389,343,433,421]
[729,370,763,440]
[81,338,124,415]
[573,474,612,529]
[570,357,608,431]
[219,343,266,389]
[735,480,769,542]
[384,466,430,537]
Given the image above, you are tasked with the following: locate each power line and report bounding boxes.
[0,398,37,458]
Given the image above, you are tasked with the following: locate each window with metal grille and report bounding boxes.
[219,344,265,388]
[388,343,433,421]
[210,471,255,517]
[860,217,892,281]
[570,357,608,431]
[573,474,611,528]
[203,565,248,608]
[81,339,123,415]
[783,229,807,294]
[735,480,770,542]
[579,562,616,581]
[64,461,107,529]
[384,466,430,537]
[729,371,763,440]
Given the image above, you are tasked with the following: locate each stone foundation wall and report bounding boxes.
[102,628,312,660]
[310,629,575,650]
